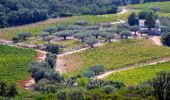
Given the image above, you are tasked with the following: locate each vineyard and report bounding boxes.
[0,45,36,83]
[106,61,170,85]
[127,1,170,13]
[62,39,170,76]
[0,13,129,40]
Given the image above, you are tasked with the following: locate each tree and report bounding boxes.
[149,71,170,100]
[128,12,139,26]
[74,32,90,42]
[0,80,7,96]
[67,88,85,100]
[39,32,49,40]
[8,83,18,97]
[130,25,139,35]
[46,44,59,54]
[104,33,115,43]
[85,37,98,48]
[55,30,72,40]
[145,12,156,34]
[45,52,57,68]
[92,31,101,38]
[120,31,132,39]
[43,27,56,34]
[17,32,32,40]
[161,32,170,46]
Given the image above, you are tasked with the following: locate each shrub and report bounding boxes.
[8,83,18,97]
[84,71,95,78]
[75,20,88,26]
[0,80,7,97]
[85,37,98,48]
[67,88,86,100]
[76,77,89,88]
[102,85,117,94]
[46,44,59,54]
[56,89,68,100]
[88,65,105,75]
[87,79,104,90]
[45,52,57,68]
[148,71,170,100]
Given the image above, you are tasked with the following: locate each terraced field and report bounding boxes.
[0,45,36,83]
[127,1,170,13]
[0,13,129,40]
[59,39,170,76]
[106,61,170,85]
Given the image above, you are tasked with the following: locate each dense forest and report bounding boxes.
[0,0,123,28]
[0,0,170,28]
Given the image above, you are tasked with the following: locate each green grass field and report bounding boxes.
[0,13,129,40]
[106,61,170,85]
[62,39,170,76]
[0,45,36,83]
[127,1,170,13]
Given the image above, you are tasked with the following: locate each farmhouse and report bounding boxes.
[139,20,161,35]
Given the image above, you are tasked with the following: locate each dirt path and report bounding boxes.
[117,7,128,15]
[94,56,170,79]
[150,36,162,46]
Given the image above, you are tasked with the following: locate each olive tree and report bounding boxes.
[92,31,101,38]
[55,30,72,40]
[120,31,132,39]
[102,32,115,43]
[85,37,98,48]
[130,25,139,36]
[74,32,90,42]
[46,44,59,54]
[39,32,49,40]
[17,32,32,40]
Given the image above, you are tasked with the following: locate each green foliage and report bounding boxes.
[0,45,35,83]
[45,52,57,68]
[128,12,139,26]
[161,32,170,46]
[145,12,156,31]
[74,31,91,42]
[121,30,132,39]
[85,37,98,48]
[55,30,73,40]
[46,44,59,54]
[8,83,18,97]
[149,71,170,100]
